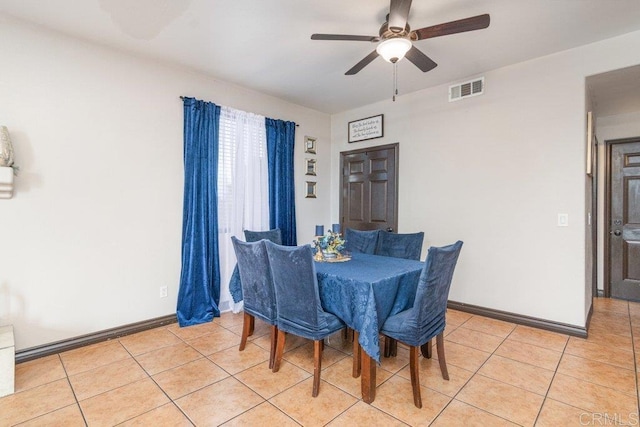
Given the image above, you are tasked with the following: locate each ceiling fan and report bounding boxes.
[311,0,490,75]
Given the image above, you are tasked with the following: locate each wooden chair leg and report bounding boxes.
[248,315,255,336]
[409,345,422,408]
[421,339,432,359]
[342,327,354,342]
[268,325,278,369]
[312,339,323,397]
[272,329,286,373]
[352,330,361,378]
[384,336,398,357]
[436,333,449,380]
[239,312,252,351]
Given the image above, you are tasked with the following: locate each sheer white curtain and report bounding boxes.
[217,106,269,312]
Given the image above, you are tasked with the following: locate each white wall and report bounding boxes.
[0,15,331,351]
[331,31,640,327]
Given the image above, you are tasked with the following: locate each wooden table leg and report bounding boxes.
[352,331,361,378]
[361,352,376,403]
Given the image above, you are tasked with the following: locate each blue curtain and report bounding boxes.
[265,118,297,246]
[177,97,221,326]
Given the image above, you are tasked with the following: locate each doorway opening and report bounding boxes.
[603,138,640,301]
[586,65,640,303]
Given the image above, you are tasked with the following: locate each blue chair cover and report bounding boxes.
[230,229,283,303]
[264,242,344,340]
[231,237,277,325]
[381,241,463,346]
[344,228,380,255]
[244,228,282,245]
[375,230,425,261]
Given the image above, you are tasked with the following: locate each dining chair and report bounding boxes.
[375,230,425,261]
[264,241,345,397]
[229,228,282,306]
[380,240,463,408]
[344,228,380,254]
[244,228,282,245]
[231,237,278,369]
[342,227,381,352]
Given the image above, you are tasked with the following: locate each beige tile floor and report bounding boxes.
[2,298,639,426]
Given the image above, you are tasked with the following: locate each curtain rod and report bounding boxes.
[180,96,299,127]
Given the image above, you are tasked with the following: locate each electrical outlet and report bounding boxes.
[160,286,168,298]
[558,213,569,227]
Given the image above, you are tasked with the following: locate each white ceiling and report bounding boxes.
[2,0,640,114]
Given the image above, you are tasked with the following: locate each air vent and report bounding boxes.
[449,77,484,102]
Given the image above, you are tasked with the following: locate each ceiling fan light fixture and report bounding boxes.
[376,37,412,63]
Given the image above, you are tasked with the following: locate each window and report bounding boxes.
[217,107,269,312]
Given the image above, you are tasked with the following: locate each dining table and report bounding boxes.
[229,251,424,403]
[314,252,423,402]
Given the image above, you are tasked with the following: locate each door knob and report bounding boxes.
[611,230,622,236]
[386,227,393,232]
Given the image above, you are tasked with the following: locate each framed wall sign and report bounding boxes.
[348,114,383,143]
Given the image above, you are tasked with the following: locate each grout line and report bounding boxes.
[118,333,204,425]
[12,307,640,426]
[60,353,89,427]
[628,301,640,413]
[429,316,518,425]
[531,331,570,425]
[223,401,303,426]
[132,319,258,425]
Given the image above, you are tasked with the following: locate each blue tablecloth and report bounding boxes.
[229,253,424,362]
[315,253,423,362]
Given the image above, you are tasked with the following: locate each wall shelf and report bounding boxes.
[0,166,14,199]
[0,325,15,397]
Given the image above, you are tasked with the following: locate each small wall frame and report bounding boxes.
[305,181,317,198]
[305,158,317,176]
[304,136,317,154]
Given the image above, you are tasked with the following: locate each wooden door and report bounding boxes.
[340,143,398,232]
[608,138,640,301]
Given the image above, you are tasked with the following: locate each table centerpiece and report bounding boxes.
[312,231,349,262]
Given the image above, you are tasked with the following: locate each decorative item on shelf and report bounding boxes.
[312,230,349,262]
[0,126,16,199]
[0,126,18,174]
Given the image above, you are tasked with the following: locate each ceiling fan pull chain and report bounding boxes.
[393,62,398,102]
[393,62,398,95]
